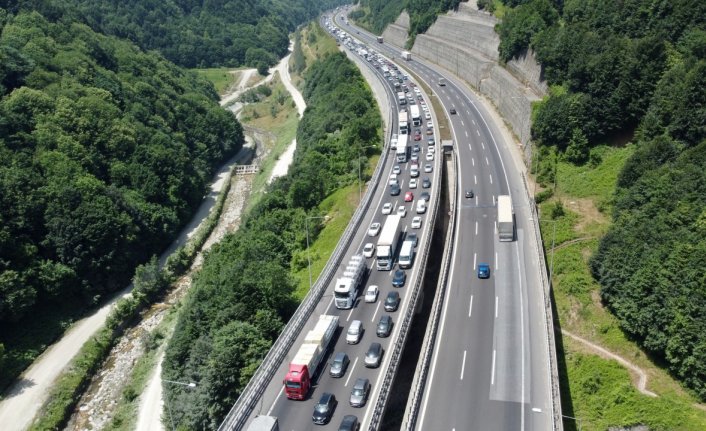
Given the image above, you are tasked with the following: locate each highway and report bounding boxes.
[239,15,444,430]
[335,9,555,431]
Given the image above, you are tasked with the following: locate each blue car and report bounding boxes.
[477,263,490,279]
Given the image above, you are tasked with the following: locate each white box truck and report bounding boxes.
[247,416,279,431]
[397,91,407,105]
[399,111,409,134]
[410,105,421,126]
[398,240,415,268]
[396,134,408,163]
[334,255,366,309]
[401,51,411,61]
[376,215,402,270]
[497,195,514,241]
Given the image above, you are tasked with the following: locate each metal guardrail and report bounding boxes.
[521,174,563,430]
[401,148,457,430]
[217,35,394,431]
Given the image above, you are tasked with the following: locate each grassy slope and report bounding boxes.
[540,145,706,430]
[192,68,242,95]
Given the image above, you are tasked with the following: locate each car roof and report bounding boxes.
[387,291,399,298]
[334,352,347,360]
[320,392,334,402]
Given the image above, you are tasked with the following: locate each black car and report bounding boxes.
[392,269,406,287]
[390,183,401,196]
[385,291,401,311]
[406,232,418,247]
[420,192,430,201]
[350,378,371,407]
[450,108,457,114]
[312,392,337,425]
[377,315,393,337]
[364,342,384,368]
[338,415,359,431]
[330,352,350,378]
[465,189,474,198]
[422,177,432,188]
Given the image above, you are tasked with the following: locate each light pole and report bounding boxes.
[305,215,326,292]
[163,379,197,431]
[358,144,378,203]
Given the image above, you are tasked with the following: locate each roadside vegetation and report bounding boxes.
[351,0,462,45]
[0,9,243,393]
[162,43,382,428]
[495,0,706,413]
[193,68,242,95]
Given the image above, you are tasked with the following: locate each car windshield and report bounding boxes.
[315,402,329,413]
[285,380,301,389]
[352,388,364,396]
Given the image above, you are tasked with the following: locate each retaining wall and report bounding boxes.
[381,11,410,48]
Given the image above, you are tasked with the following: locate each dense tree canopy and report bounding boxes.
[163,50,381,428]
[497,0,706,401]
[354,0,461,40]
[0,8,242,384]
[4,0,347,68]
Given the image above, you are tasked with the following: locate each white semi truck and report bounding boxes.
[247,416,280,431]
[398,110,409,134]
[401,51,411,60]
[396,134,408,163]
[334,255,366,309]
[410,104,421,126]
[497,195,514,241]
[376,214,402,270]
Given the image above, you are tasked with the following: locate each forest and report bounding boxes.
[3,0,347,70]
[0,9,242,389]
[352,0,461,42]
[496,0,706,399]
[162,50,381,428]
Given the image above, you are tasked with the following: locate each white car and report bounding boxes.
[392,165,401,175]
[389,173,398,185]
[428,145,435,153]
[409,178,418,188]
[414,87,421,94]
[368,222,381,237]
[410,166,419,178]
[411,216,422,229]
[363,243,375,258]
[426,152,434,161]
[424,163,433,173]
[427,121,433,128]
[416,200,427,214]
[425,112,431,120]
[382,202,393,214]
[365,285,379,303]
[397,206,407,217]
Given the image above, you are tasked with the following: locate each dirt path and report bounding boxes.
[562,329,657,397]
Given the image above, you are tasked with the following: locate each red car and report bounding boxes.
[414,134,422,141]
[404,192,414,202]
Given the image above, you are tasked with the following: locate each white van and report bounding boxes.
[398,240,415,269]
[416,199,427,214]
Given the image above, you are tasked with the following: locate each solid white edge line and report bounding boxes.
[495,296,498,319]
[266,386,285,416]
[516,243,526,431]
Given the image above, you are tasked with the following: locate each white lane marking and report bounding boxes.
[495,296,499,318]
[475,196,478,206]
[532,408,542,413]
[472,158,475,166]
[345,357,359,387]
[475,221,478,236]
[494,221,497,235]
[472,119,476,125]
[476,129,480,136]
[461,120,465,127]
[347,306,355,321]
[493,195,496,206]
[266,386,285,415]
[481,141,486,150]
[468,143,472,152]
[372,301,381,322]
[467,110,471,115]
[474,175,477,185]
[491,349,497,385]
[465,131,469,137]
[516,243,527,431]
[473,253,477,270]
[469,295,474,317]
[489,174,493,185]
[485,157,489,166]
[495,252,499,270]
[460,350,467,380]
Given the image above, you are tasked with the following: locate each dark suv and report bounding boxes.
[376,315,393,337]
[384,291,400,311]
[312,392,337,424]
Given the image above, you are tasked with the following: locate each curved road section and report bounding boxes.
[336,11,557,431]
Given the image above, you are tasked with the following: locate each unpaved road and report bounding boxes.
[0,107,250,431]
[136,44,302,431]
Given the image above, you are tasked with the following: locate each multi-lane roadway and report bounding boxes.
[240,18,444,430]
[334,9,555,431]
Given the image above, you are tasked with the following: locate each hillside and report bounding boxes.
[0,8,242,390]
[351,0,461,42]
[4,0,347,69]
[495,0,706,402]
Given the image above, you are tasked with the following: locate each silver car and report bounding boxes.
[349,378,371,407]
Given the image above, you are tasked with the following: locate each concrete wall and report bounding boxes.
[381,11,410,49]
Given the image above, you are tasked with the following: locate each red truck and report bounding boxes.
[283,315,339,400]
